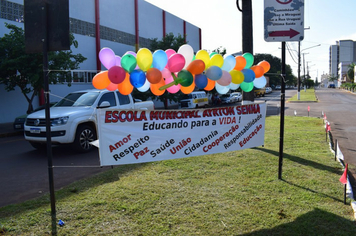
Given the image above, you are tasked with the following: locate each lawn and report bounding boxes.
[0,116,355,235]
[288,88,318,102]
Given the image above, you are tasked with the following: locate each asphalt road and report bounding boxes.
[1,87,355,207]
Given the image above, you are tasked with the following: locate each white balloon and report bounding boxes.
[215,83,229,94]
[137,79,150,92]
[221,55,236,72]
[229,82,240,90]
[253,76,267,89]
[178,44,194,69]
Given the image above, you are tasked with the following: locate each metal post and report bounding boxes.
[278,41,286,180]
[42,3,57,235]
[297,41,301,100]
[334,139,337,161]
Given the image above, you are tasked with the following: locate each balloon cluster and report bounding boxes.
[92,44,270,95]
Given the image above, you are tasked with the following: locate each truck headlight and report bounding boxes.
[51,116,69,126]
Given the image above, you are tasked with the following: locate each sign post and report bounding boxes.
[264,0,304,179]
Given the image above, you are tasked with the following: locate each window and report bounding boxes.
[116,92,130,105]
[98,92,116,107]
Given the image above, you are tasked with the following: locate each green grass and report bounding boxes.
[288,88,318,102]
[1,116,355,235]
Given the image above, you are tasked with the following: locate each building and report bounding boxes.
[0,0,201,123]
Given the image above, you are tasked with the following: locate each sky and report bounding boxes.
[145,0,356,82]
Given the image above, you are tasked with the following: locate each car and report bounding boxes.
[230,92,242,102]
[13,103,57,130]
[265,87,272,94]
[220,94,232,104]
[328,84,335,88]
[275,85,281,90]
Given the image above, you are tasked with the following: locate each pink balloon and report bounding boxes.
[99,47,116,70]
[217,70,232,86]
[108,66,126,84]
[165,49,176,59]
[165,75,181,94]
[106,82,118,91]
[115,56,121,66]
[161,68,171,78]
[167,54,185,72]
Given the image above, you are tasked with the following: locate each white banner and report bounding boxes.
[97,103,266,166]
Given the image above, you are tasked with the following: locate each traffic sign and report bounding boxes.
[264,0,304,42]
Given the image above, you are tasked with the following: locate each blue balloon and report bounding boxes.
[152,49,168,71]
[241,69,255,83]
[130,70,146,88]
[206,66,222,81]
[195,74,208,89]
[221,55,236,71]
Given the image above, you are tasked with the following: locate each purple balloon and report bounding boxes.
[99,47,116,70]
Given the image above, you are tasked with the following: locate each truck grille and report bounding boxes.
[26,118,54,127]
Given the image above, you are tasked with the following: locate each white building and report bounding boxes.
[0,0,201,123]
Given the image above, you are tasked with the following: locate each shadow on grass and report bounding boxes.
[254,147,341,175]
[240,208,356,236]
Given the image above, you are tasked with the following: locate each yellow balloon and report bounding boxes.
[230,70,244,84]
[195,50,210,69]
[209,54,224,68]
[136,48,153,71]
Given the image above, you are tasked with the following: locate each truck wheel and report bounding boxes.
[73,125,96,152]
[29,141,46,150]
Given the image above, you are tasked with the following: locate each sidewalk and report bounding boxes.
[0,122,23,138]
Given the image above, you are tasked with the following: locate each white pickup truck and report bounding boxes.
[24,89,154,152]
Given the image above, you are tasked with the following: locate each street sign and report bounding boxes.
[264,0,304,42]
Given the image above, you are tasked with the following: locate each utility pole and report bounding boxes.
[236,0,254,102]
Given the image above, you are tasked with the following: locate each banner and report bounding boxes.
[97,103,266,166]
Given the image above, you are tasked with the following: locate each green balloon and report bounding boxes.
[177,70,193,87]
[121,54,137,73]
[242,52,254,69]
[240,81,254,92]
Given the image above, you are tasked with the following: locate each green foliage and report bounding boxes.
[254,53,297,88]
[0,23,86,113]
[340,82,356,91]
[347,63,355,83]
[149,32,186,52]
[328,74,338,82]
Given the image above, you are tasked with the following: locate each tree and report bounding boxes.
[253,53,297,88]
[347,62,355,83]
[328,74,338,82]
[0,23,86,114]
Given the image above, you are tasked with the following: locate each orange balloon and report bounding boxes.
[107,82,118,91]
[186,59,205,74]
[258,60,271,73]
[146,68,162,84]
[234,56,246,71]
[204,78,215,91]
[92,71,110,89]
[180,81,195,94]
[251,65,265,78]
[118,73,133,95]
[150,78,165,96]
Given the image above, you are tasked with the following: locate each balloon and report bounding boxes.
[204,78,215,91]
[115,56,121,66]
[230,70,244,84]
[167,53,185,72]
[137,79,150,92]
[161,68,171,79]
[136,48,153,71]
[209,54,224,68]
[251,65,265,78]
[253,76,267,89]
[229,82,240,90]
[217,70,232,86]
[92,71,110,89]
[180,81,195,94]
[215,83,229,94]
[146,68,162,84]
[125,51,139,69]
[118,73,133,95]
[258,60,271,73]
[165,49,176,59]
[177,70,194,87]
[195,74,208,89]
[241,69,256,83]
[195,50,210,69]
[152,49,168,71]
[242,52,254,69]
[240,81,254,92]
[221,55,236,71]
[209,52,218,57]
[186,59,205,75]
[99,47,116,70]
[129,70,146,88]
[108,66,126,84]
[150,78,165,96]
[206,66,223,81]
[107,82,118,91]
[165,75,181,94]
[234,56,246,70]
[178,44,194,69]
[121,54,137,73]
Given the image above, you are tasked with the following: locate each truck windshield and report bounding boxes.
[55,92,100,107]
